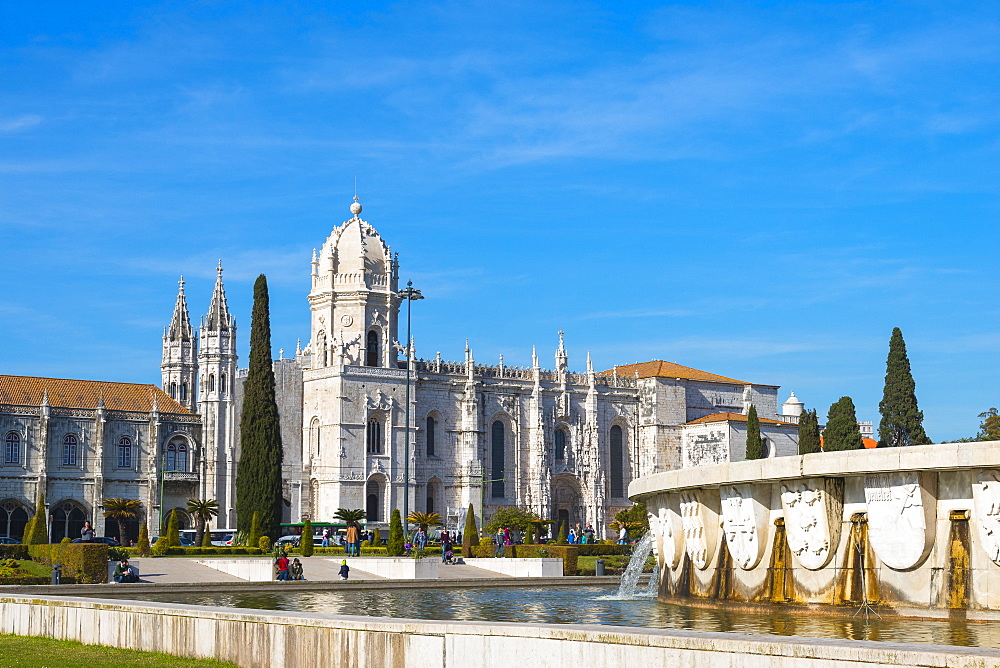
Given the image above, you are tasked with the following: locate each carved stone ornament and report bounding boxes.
[340,314,353,327]
[864,471,936,570]
[972,470,1000,565]
[370,459,386,475]
[366,391,393,412]
[720,484,770,570]
[780,477,843,570]
[498,395,516,414]
[648,494,684,570]
[679,490,719,570]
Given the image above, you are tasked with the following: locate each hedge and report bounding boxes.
[27,543,108,584]
[469,544,578,575]
[575,545,631,557]
[0,545,29,560]
[124,546,266,556]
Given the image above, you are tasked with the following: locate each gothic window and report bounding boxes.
[221,374,227,393]
[118,436,133,469]
[318,331,327,366]
[491,420,505,498]
[180,383,188,402]
[426,416,436,457]
[166,438,189,472]
[610,425,624,498]
[554,428,566,461]
[209,374,215,392]
[50,502,86,543]
[366,330,380,367]
[170,383,177,399]
[366,419,383,454]
[366,479,382,522]
[62,434,78,466]
[0,500,29,540]
[4,432,19,465]
[310,417,321,455]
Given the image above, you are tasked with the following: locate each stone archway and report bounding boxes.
[550,474,584,536]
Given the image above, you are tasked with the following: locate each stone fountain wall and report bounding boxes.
[628,441,1000,612]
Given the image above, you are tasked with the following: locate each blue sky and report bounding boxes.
[2,2,999,441]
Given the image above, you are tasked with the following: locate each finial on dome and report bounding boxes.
[350,194,362,218]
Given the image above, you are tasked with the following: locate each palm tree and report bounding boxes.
[186,498,220,547]
[102,498,143,545]
[333,508,366,523]
[407,511,442,532]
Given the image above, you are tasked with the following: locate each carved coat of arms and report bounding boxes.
[780,478,843,570]
[647,494,683,570]
[864,472,935,570]
[973,470,1000,565]
[720,484,770,570]
[679,490,719,570]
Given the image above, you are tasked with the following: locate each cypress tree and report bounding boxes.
[557,520,568,545]
[201,527,212,547]
[387,509,405,556]
[166,509,181,547]
[798,409,821,455]
[24,493,47,545]
[137,522,151,556]
[745,405,763,460]
[878,327,931,447]
[301,519,314,557]
[462,503,479,556]
[371,527,382,547]
[825,396,863,451]
[248,511,261,548]
[235,274,284,540]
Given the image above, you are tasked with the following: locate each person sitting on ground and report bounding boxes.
[339,559,349,581]
[113,558,138,583]
[289,557,305,580]
[443,549,455,565]
[276,553,290,581]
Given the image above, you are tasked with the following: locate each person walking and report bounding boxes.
[494,527,504,557]
[345,521,360,557]
[80,520,95,543]
[276,553,290,581]
[440,529,452,563]
[339,559,350,581]
[568,527,577,544]
[321,528,330,548]
[584,523,595,544]
[415,527,427,550]
[618,525,629,545]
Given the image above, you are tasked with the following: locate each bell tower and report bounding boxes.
[307,196,400,369]
[161,277,198,411]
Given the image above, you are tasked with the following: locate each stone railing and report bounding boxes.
[630,441,1000,613]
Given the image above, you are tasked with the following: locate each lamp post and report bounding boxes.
[397,280,424,529]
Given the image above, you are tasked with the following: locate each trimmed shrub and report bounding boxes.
[60,537,72,545]
[387,509,405,556]
[462,503,479,557]
[258,535,272,551]
[27,543,108,583]
[0,545,29,560]
[201,529,212,547]
[24,494,48,545]
[371,528,382,547]
[469,544,578,575]
[108,547,128,562]
[165,509,181,547]
[137,523,151,557]
[300,520,314,557]
[248,511,262,548]
[557,521,568,545]
[575,544,631,556]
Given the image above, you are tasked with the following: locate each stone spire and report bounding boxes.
[204,261,233,331]
[166,276,194,341]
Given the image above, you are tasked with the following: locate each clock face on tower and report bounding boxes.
[340,315,354,327]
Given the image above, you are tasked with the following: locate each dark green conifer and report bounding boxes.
[387,509,405,556]
[798,409,822,455]
[235,275,284,540]
[825,396,863,451]
[166,509,181,547]
[301,519,314,557]
[248,511,261,548]
[557,520,568,545]
[24,493,48,544]
[878,327,931,447]
[745,405,763,459]
[462,503,479,556]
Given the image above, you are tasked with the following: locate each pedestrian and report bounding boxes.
[440,529,452,563]
[321,528,330,548]
[618,525,629,545]
[584,523,595,544]
[339,559,350,580]
[290,558,305,580]
[113,558,138,583]
[494,527,504,557]
[80,520,95,543]
[415,527,427,550]
[510,526,522,545]
[276,553,290,581]
[568,527,577,544]
[345,521,360,557]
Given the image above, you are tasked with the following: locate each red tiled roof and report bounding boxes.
[685,411,794,426]
[0,375,190,414]
[599,360,748,385]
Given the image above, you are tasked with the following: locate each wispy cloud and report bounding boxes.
[0,115,42,133]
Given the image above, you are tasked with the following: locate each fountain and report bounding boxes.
[616,532,654,599]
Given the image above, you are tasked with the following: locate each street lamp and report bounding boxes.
[397,280,424,529]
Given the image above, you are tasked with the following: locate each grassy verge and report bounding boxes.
[0,634,238,668]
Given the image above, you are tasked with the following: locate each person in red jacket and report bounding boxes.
[276,554,290,581]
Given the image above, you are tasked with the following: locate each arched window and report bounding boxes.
[554,429,566,461]
[180,383,188,402]
[491,420,505,498]
[0,500,30,540]
[170,382,177,399]
[366,419,383,454]
[4,432,20,465]
[318,331,327,366]
[221,374,227,393]
[209,374,215,392]
[166,438,189,472]
[118,436,133,469]
[62,434,78,466]
[610,425,624,498]
[366,479,382,522]
[310,417,321,456]
[426,416,436,457]
[50,501,86,543]
[366,330,380,367]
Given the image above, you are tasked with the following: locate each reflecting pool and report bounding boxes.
[97,585,1000,648]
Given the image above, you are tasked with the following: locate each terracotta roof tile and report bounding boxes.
[598,360,748,385]
[0,375,190,414]
[685,411,793,426]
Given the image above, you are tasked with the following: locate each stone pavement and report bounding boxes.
[136,556,511,584]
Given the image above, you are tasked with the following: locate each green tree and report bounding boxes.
[371,527,382,547]
[235,274,284,540]
[136,522,151,557]
[165,509,181,547]
[825,396,863,451]
[387,509,405,556]
[248,511,262,548]
[24,493,47,545]
[102,497,143,545]
[878,327,931,447]
[301,519,314,557]
[407,511,442,532]
[333,508,366,523]
[484,506,540,535]
[201,527,212,547]
[798,409,822,455]
[613,502,650,539]
[186,498,219,547]
[745,405,763,460]
[557,520,568,545]
[462,503,479,556]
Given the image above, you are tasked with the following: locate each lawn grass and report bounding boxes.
[0,634,239,668]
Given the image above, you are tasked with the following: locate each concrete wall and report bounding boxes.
[3,594,998,668]
[462,558,562,577]
[344,557,439,579]
[196,559,272,581]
